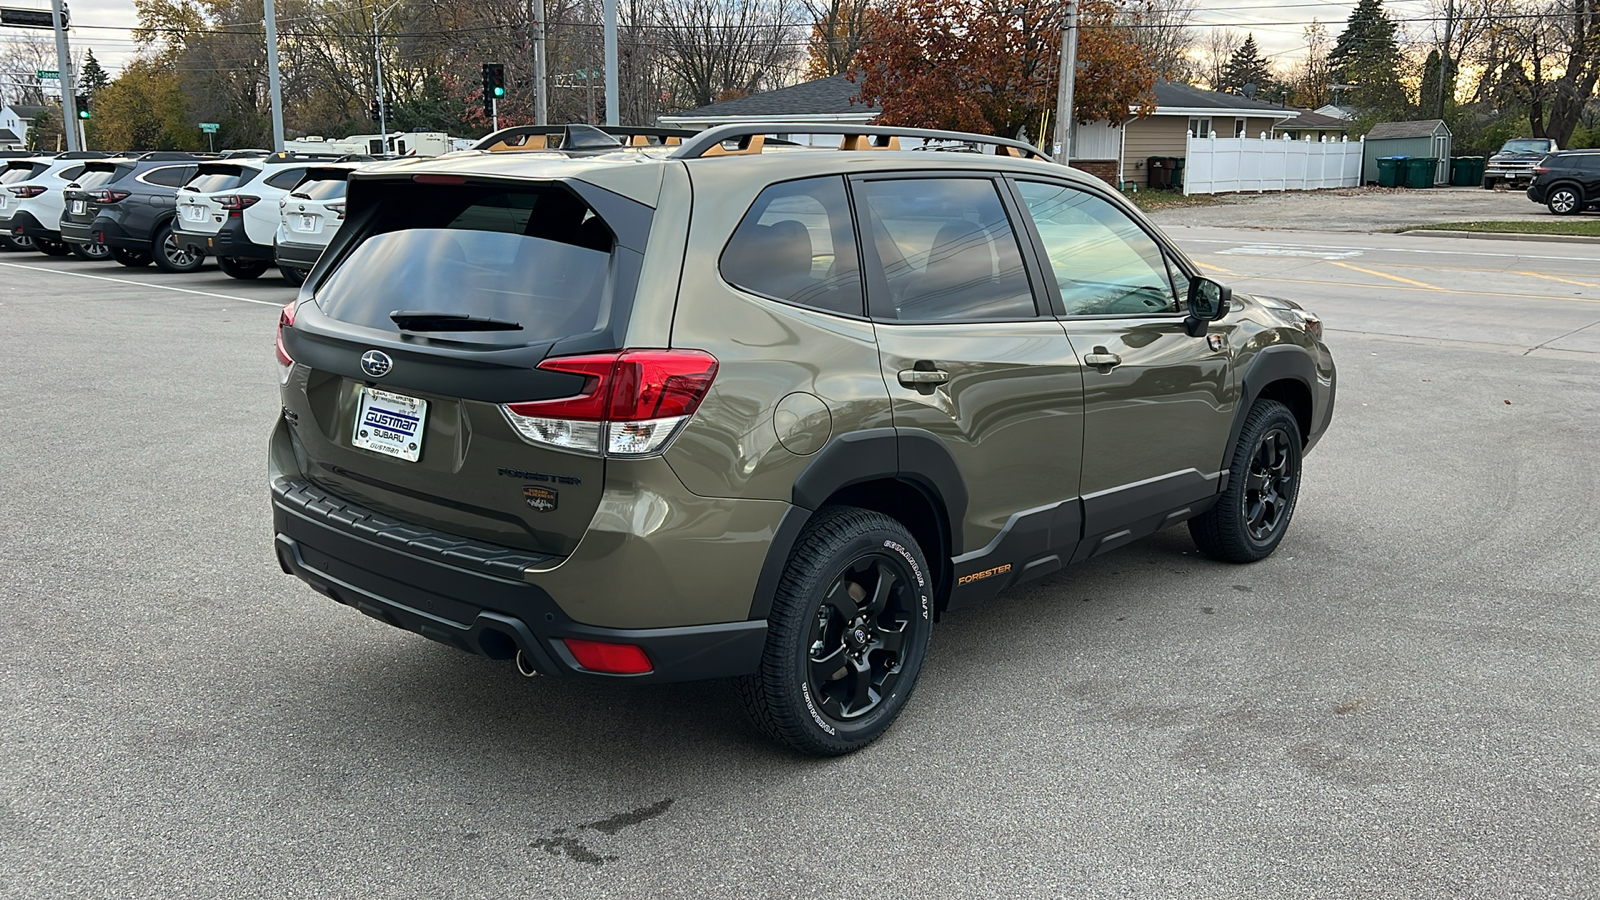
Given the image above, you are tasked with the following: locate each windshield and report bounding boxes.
[1501,140,1552,154]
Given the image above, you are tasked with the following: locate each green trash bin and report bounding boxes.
[1377,156,1407,188]
[1172,157,1186,190]
[1406,157,1438,188]
[1450,156,1485,186]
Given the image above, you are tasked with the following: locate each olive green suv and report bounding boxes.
[271,123,1336,755]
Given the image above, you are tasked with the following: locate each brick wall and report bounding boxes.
[1069,159,1118,185]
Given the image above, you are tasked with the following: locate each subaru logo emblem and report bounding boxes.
[360,350,392,378]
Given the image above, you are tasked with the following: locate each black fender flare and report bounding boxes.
[1221,345,1316,476]
[746,427,967,620]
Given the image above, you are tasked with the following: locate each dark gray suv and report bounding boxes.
[59,152,211,271]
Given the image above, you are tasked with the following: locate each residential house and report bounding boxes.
[1271,109,1353,142]
[1,104,48,150]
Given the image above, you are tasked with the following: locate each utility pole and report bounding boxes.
[373,9,388,155]
[603,0,618,125]
[49,0,79,151]
[530,0,548,125]
[1434,0,1456,120]
[264,0,285,152]
[1051,0,1077,165]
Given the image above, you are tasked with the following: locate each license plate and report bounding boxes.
[0,194,7,210]
[296,214,319,233]
[71,199,85,215]
[182,204,205,222]
[352,386,427,462]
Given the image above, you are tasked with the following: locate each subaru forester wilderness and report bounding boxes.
[272,123,1336,755]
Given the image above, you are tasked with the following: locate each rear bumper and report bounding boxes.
[177,217,271,260]
[90,216,144,250]
[275,240,323,270]
[58,220,93,244]
[271,476,768,683]
[3,210,56,240]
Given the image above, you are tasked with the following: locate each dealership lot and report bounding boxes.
[2,231,1597,897]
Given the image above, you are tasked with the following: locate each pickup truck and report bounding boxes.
[1483,138,1559,189]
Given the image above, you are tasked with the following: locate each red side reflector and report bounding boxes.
[412,174,467,185]
[562,638,653,674]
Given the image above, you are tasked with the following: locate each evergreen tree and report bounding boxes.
[79,50,110,99]
[1327,0,1407,119]
[1220,34,1272,97]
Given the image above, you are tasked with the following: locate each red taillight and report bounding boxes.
[501,349,718,457]
[219,194,260,218]
[275,302,295,372]
[7,185,45,198]
[90,189,131,204]
[562,638,653,675]
[329,202,346,220]
[1533,166,1551,174]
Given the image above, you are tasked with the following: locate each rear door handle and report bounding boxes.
[898,368,951,387]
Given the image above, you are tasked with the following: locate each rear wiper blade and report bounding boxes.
[389,310,523,331]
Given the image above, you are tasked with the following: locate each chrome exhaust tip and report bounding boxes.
[515,649,541,677]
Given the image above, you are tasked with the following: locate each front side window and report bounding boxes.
[720,176,862,316]
[1016,180,1180,317]
[854,177,1035,321]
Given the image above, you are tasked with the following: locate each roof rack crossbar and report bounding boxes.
[670,123,1051,162]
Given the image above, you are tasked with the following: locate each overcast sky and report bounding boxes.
[25,0,1445,77]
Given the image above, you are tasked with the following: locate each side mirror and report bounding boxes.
[1185,277,1232,337]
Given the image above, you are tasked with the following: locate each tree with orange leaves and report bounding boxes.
[852,0,1157,141]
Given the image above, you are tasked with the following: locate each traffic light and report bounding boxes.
[370,99,380,122]
[481,62,505,114]
[75,94,90,120]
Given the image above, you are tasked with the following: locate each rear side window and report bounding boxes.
[720,176,863,316]
[142,165,196,187]
[315,185,616,346]
[56,165,87,183]
[185,166,256,192]
[264,167,306,190]
[292,178,348,201]
[855,178,1036,321]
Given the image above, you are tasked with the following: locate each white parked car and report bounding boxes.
[0,152,110,255]
[174,153,350,280]
[273,161,367,286]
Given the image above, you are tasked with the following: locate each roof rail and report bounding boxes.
[473,123,699,152]
[670,123,1052,162]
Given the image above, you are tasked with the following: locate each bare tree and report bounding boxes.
[1,33,61,107]
[803,0,878,78]
[1198,28,1243,93]
[1130,0,1197,84]
[655,0,803,109]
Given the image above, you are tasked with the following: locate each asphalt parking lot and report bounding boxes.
[2,234,1598,898]
[1146,184,1560,232]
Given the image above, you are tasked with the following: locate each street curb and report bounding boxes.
[1400,229,1600,245]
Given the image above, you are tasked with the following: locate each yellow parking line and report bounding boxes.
[1516,270,1600,288]
[1197,261,1240,277]
[1227,273,1600,304]
[1327,260,1444,290]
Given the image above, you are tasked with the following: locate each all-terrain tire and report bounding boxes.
[1189,399,1303,563]
[112,248,152,267]
[734,506,934,756]
[34,237,70,256]
[151,223,204,273]
[218,256,269,280]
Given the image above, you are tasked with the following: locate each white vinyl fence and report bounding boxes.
[1183,133,1364,195]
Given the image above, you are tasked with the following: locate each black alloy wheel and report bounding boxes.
[736,506,934,756]
[152,224,203,273]
[1189,399,1303,563]
[68,239,113,261]
[1547,186,1581,216]
[112,247,152,267]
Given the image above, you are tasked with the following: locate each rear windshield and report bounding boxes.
[184,165,256,193]
[0,163,42,184]
[73,166,126,189]
[292,177,348,201]
[315,185,615,346]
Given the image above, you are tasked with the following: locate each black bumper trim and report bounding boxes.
[177,218,272,260]
[272,478,768,682]
[59,220,93,244]
[275,240,323,269]
[5,210,55,240]
[90,217,144,250]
